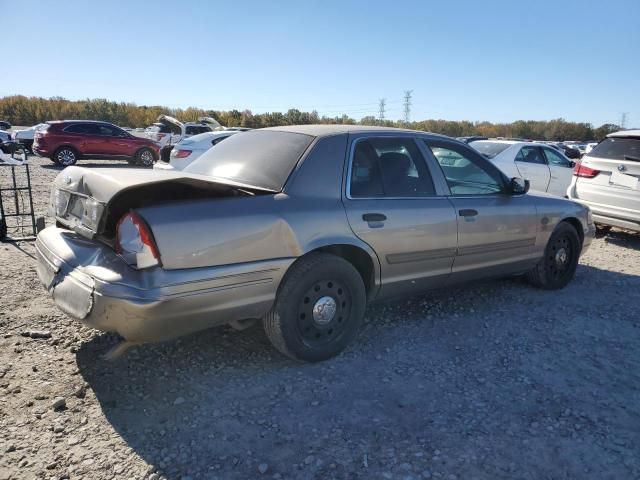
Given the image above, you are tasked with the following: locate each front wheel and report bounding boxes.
[526,222,581,290]
[263,253,366,362]
[54,147,78,166]
[135,148,155,167]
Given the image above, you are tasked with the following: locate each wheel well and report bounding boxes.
[55,145,79,155]
[562,217,584,246]
[312,244,376,296]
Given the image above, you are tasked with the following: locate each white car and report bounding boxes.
[153,130,240,171]
[585,142,598,154]
[11,123,47,152]
[145,115,222,148]
[470,140,576,197]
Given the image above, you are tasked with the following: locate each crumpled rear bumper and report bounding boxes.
[35,227,293,343]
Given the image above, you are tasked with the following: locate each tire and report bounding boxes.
[49,156,60,164]
[526,222,581,290]
[135,148,155,167]
[263,253,366,362]
[53,147,78,166]
[595,224,612,237]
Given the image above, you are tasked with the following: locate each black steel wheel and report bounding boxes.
[263,253,366,362]
[527,222,580,290]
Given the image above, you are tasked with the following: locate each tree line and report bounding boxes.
[0,95,619,141]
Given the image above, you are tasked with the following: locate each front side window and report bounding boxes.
[65,123,96,134]
[349,137,435,198]
[516,146,546,165]
[542,148,571,167]
[427,142,504,195]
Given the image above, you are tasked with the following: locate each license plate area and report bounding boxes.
[609,171,639,190]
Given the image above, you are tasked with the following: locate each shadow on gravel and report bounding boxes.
[601,229,640,250]
[76,265,640,480]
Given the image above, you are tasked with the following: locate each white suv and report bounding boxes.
[568,130,640,232]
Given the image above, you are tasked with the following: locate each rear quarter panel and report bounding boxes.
[138,134,380,272]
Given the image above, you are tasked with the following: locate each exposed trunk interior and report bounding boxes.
[100,179,269,242]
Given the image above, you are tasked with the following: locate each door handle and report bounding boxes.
[362,213,387,222]
[458,209,478,217]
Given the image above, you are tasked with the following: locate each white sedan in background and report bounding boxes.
[470,140,576,197]
[153,130,240,170]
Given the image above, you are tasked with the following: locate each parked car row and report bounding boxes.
[6,115,245,168]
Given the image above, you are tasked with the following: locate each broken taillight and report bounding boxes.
[115,211,160,269]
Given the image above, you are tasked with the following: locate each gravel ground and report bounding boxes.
[1,156,639,480]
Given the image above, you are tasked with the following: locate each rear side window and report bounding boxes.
[588,138,640,161]
[349,137,435,198]
[65,123,97,134]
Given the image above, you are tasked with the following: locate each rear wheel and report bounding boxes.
[54,147,78,166]
[263,253,366,362]
[526,222,580,290]
[135,148,155,167]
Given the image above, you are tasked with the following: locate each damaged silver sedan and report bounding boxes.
[36,126,595,362]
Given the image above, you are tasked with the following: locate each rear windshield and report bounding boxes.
[589,138,640,161]
[469,141,512,159]
[184,130,314,191]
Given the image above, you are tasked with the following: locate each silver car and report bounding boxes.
[35,126,595,362]
[568,129,640,232]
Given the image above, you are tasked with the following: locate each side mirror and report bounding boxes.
[510,177,530,195]
[568,160,576,168]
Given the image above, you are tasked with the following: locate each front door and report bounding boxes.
[343,135,458,299]
[541,146,575,197]
[515,146,551,193]
[424,140,540,282]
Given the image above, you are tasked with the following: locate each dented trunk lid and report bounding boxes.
[52,167,275,239]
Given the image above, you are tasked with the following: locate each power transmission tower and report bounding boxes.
[403,90,413,125]
[378,98,386,124]
[620,112,628,129]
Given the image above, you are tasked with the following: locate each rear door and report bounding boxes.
[70,123,106,155]
[575,136,640,215]
[514,145,551,192]
[423,139,539,282]
[343,134,458,298]
[541,146,574,197]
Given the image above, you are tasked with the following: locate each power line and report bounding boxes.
[403,90,413,125]
[378,98,386,123]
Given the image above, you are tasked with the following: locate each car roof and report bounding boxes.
[608,129,640,138]
[48,120,114,125]
[260,124,449,139]
[470,139,532,147]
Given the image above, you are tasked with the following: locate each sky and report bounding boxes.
[3,0,639,127]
